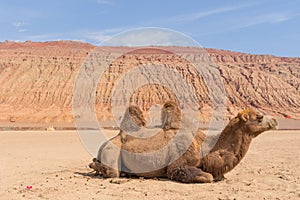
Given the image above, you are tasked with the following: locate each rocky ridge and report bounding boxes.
[0,41,299,123]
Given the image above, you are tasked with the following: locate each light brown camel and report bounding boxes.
[89,105,147,178]
[89,103,278,183]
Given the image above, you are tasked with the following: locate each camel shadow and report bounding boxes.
[74,171,170,182]
[74,171,103,179]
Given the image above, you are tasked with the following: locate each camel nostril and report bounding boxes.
[269,118,278,129]
[272,119,278,126]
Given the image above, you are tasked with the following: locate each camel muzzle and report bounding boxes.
[268,118,278,130]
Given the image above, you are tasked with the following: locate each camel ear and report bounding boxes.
[240,113,249,122]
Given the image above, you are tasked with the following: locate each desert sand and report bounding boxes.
[0,130,299,200]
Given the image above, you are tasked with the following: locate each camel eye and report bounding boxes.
[257,115,263,123]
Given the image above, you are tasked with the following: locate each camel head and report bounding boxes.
[120,105,146,132]
[201,110,278,180]
[237,109,278,137]
[161,101,182,130]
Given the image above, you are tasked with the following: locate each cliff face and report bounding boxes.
[0,41,299,123]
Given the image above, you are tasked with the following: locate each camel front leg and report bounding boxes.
[99,143,121,178]
[200,149,237,181]
[88,158,121,178]
[167,165,213,183]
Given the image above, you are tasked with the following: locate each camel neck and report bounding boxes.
[210,125,252,165]
[234,129,252,162]
[200,125,254,178]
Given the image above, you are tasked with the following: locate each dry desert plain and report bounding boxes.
[0,128,299,200]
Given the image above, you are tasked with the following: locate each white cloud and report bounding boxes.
[23,28,124,44]
[12,21,29,33]
[18,29,28,33]
[175,7,243,22]
[13,22,27,27]
[244,13,300,27]
[96,0,114,5]
[26,33,60,41]
[15,27,197,47]
[82,28,128,44]
[162,3,257,24]
[191,11,300,38]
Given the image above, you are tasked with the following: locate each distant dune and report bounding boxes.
[0,41,299,124]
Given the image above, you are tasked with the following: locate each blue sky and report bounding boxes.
[0,0,299,57]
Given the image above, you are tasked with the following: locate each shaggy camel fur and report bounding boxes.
[169,109,278,182]
[89,103,277,183]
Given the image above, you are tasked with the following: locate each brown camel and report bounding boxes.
[89,103,278,183]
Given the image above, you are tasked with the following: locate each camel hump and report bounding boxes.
[120,105,146,132]
[128,105,147,126]
[162,101,182,130]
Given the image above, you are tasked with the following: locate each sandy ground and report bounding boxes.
[0,130,299,200]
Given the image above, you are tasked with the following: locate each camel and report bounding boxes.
[46,125,55,131]
[89,102,278,183]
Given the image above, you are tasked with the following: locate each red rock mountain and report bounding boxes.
[0,41,299,124]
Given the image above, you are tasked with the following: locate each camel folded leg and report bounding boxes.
[89,159,120,178]
[88,158,102,176]
[167,165,213,183]
[200,149,237,181]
